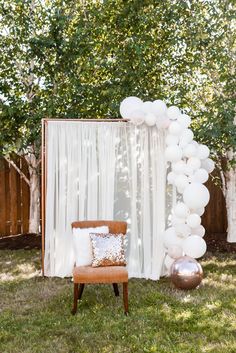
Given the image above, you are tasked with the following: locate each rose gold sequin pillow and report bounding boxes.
[90,233,126,267]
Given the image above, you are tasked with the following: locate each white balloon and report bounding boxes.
[198,145,210,160]
[183,183,210,210]
[129,109,145,125]
[183,235,207,259]
[171,214,185,226]
[187,157,201,171]
[183,143,197,158]
[174,224,191,238]
[186,213,201,228]
[183,164,194,176]
[194,207,205,216]
[163,227,182,248]
[168,121,184,136]
[167,171,177,184]
[172,160,186,174]
[201,158,215,173]
[145,113,157,126]
[152,100,167,116]
[166,134,179,146]
[161,118,171,129]
[177,114,191,128]
[179,129,194,145]
[191,168,209,183]
[174,202,190,218]
[142,101,153,114]
[191,225,205,237]
[164,254,175,271]
[120,97,143,119]
[167,106,181,120]
[167,244,183,259]
[175,174,189,190]
[156,115,167,129]
[165,145,183,162]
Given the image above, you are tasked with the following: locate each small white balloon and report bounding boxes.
[191,225,205,237]
[120,97,143,119]
[183,143,197,158]
[167,244,183,259]
[194,207,205,216]
[198,144,210,160]
[183,164,194,176]
[145,113,157,126]
[174,224,191,238]
[168,121,183,136]
[172,160,186,174]
[183,183,210,210]
[152,100,167,115]
[167,106,181,120]
[166,134,179,146]
[186,214,201,228]
[187,157,201,171]
[163,227,182,248]
[174,202,190,218]
[129,109,145,125]
[175,174,189,191]
[183,235,207,259]
[161,118,171,129]
[177,114,191,128]
[191,168,209,183]
[164,254,175,272]
[180,129,194,144]
[171,214,185,226]
[167,171,177,184]
[165,145,183,162]
[142,101,153,114]
[201,158,215,173]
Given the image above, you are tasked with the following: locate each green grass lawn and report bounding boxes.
[0,250,235,353]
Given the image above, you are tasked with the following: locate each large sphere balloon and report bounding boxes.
[183,235,207,258]
[201,158,215,173]
[174,202,189,218]
[186,213,201,228]
[120,97,143,119]
[177,114,191,128]
[167,106,181,120]
[167,244,183,259]
[198,145,210,160]
[170,256,203,289]
[183,182,210,210]
[165,145,183,162]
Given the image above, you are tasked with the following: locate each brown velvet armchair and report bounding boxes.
[71,220,129,315]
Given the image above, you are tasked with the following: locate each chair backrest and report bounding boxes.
[71,220,127,235]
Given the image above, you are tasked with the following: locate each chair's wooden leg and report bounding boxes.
[123,282,129,315]
[78,284,85,300]
[112,283,119,297]
[71,283,78,315]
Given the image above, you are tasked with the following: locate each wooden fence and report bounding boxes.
[0,156,227,237]
[0,157,30,236]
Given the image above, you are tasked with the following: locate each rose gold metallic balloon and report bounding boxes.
[170,256,203,290]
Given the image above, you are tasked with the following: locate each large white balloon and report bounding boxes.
[152,100,167,116]
[201,158,215,173]
[183,143,197,158]
[167,244,183,259]
[174,202,190,218]
[186,214,201,228]
[174,223,191,238]
[167,106,181,120]
[165,145,183,162]
[172,160,186,174]
[191,168,209,183]
[166,134,179,146]
[168,122,183,136]
[183,183,210,210]
[145,113,157,126]
[175,174,189,191]
[187,157,201,171]
[183,236,207,259]
[163,227,182,248]
[177,114,191,128]
[191,225,205,237]
[120,97,143,119]
[198,145,210,160]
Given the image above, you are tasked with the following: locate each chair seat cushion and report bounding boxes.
[73,265,128,284]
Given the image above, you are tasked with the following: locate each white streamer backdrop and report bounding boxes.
[44,121,172,279]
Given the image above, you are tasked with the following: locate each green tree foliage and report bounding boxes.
[0,0,235,163]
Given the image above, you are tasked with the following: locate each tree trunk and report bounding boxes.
[28,166,40,234]
[225,167,236,243]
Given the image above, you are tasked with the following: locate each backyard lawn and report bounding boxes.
[0,250,235,353]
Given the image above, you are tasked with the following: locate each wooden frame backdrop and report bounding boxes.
[41,118,127,275]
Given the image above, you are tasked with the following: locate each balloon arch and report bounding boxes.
[120,97,214,274]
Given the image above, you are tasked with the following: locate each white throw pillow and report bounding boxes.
[73,226,109,266]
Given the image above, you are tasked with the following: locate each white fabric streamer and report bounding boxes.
[44,121,170,279]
